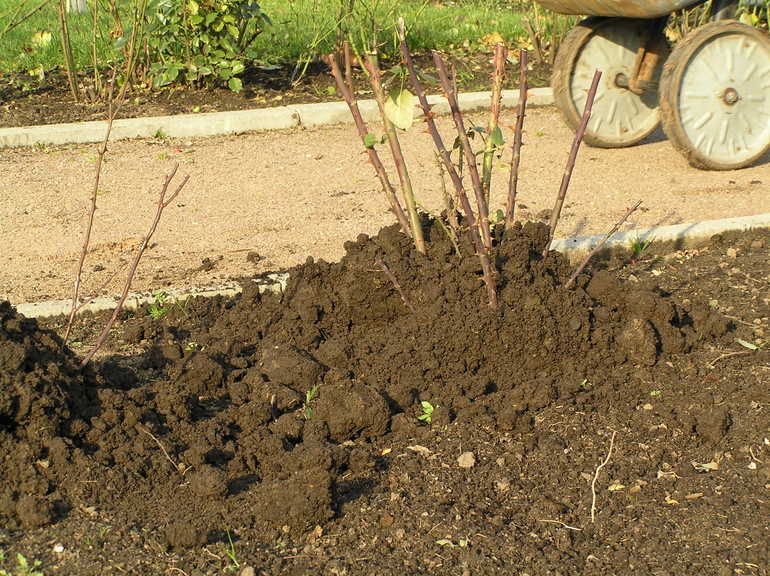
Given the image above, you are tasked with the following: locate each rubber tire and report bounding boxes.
[659,21,770,170]
[552,17,669,148]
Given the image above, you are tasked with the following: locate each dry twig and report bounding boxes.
[564,200,643,288]
[539,519,582,531]
[376,257,416,314]
[590,430,617,523]
[138,425,183,474]
[543,70,602,257]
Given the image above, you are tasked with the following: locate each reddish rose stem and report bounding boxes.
[505,49,528,230]
[564,200,643,288]
[432,52,494,253]
[323,53,412,238]
[543,69,602,257]
[397,22,498,308]
[80,165,188,367]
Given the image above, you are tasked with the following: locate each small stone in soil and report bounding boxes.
[457,452,476,468]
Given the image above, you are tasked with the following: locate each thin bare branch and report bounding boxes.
[564,200,643,288]
[543,70,602,257]
[375,256,416,314]
[505,49,528,229]
[63,77,119,346]
[323,53,412,238]
[80,166,189,366]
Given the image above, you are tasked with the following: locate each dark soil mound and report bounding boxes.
[4,221,758,575]
[0,302,89,529]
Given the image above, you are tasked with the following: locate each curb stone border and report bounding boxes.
[14,212,770,318]
[0,88,554,148]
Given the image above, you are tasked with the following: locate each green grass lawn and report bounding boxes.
[0,0,533,75]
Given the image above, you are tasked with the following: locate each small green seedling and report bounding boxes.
[0,553,44,576]
[148,290,169,320]
[580,378,591,390]
[650,390,662,398]
[154,128,167,139]
[184,341,200,352]
[629,234,654,259]
[417,401,434,424]
[303,385,320,420]
[224,528,240,572]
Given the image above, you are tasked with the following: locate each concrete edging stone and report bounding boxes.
[14,212,770,318]
[0,88,554,148]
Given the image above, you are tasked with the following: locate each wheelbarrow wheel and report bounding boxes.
[659,21,770,170]
[552,17,669,148]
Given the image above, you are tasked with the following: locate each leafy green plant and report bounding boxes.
[147,0,270,92]
[148,289,169,320]
[0,552,44,576]
[417,400,434,424]
[302,384,320,420]
[580,378,591,389]
[737,0,769,29]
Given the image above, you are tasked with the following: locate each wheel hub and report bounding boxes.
[613,72,629,89]
[722,87,739,106]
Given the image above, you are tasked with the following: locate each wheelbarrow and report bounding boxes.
[539,0,770,169]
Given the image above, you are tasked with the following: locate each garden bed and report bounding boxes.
[1,222,768,575]
[0,55,552,129]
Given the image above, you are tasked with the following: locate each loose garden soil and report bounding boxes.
[0,54,552,129]
[1,221,768,576]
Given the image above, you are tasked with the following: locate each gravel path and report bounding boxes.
[1,106,768,304]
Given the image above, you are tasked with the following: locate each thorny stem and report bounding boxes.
[543,70,602,257]
[80,165,189,367]
[564,200,642,288]
[375,256,416,314]
[482,43,507,207]
[364,52,425,253]
[343,40,353,93]
[324,53,412,238]
[505,49,528,229]
[433,52,494,253]
[397,20,497,308]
